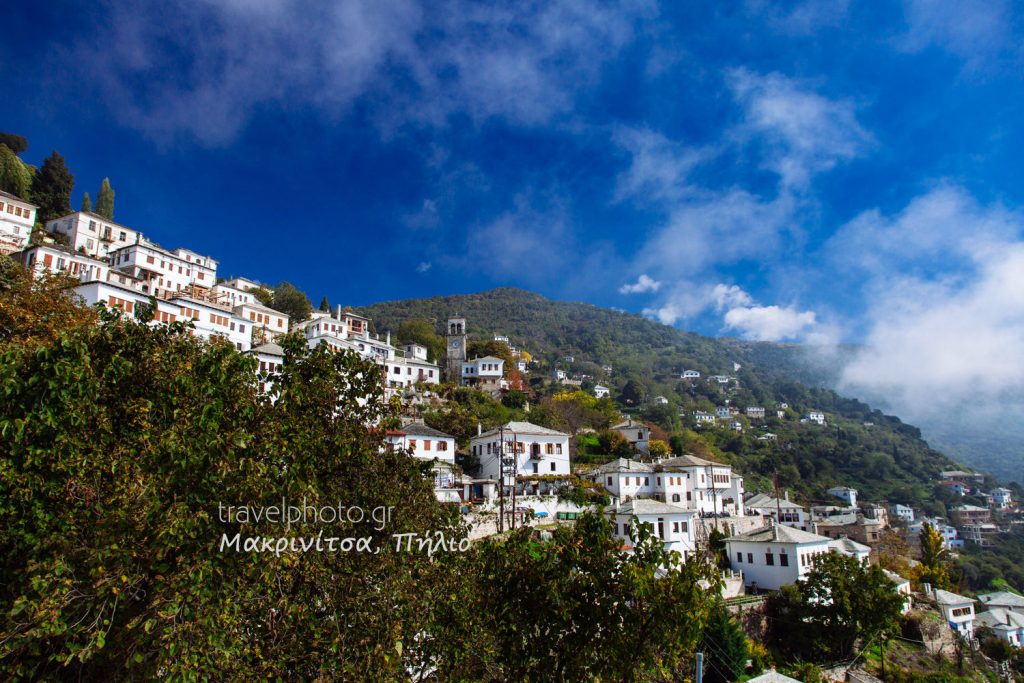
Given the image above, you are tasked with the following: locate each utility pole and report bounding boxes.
[510,429,518,530]
[498,425,505,534]
[695,652,703,683]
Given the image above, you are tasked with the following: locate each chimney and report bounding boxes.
[784,490,790,502]
[386,331,391,345]
[477,422,482,436]
[336,304,342,320]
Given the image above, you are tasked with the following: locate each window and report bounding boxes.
[780,554,789,567]
[423,440,431,451]
[747,553,753,563]
[765,552,774,566]
[409,439,417,449]
[672,522,680,533]
[120,231,126,241]
[736,552,742,563]
[644,477,649,486]
[546,443,553,454]
[550,462,556,472]
[672,494,681,503]
[438,441,448,452]
[532,463,538,474]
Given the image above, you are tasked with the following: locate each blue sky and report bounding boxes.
[4,0,1024,424]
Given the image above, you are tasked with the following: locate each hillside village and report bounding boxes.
[4,193,1024,680]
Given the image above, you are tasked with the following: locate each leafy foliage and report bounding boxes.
[32,151,75,224]
[270,281,312,322]
[700,602,750,683]
[766,552,905,663]
[95,177,115,220]
[0,142,34,200]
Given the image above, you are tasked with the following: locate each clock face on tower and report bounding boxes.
[450,340,461,348]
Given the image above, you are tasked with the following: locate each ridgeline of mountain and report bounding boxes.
[357,287,975,510]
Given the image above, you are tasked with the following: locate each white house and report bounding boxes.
[234,300,290,343]
[693,411,715,424]
[221,276,263,292]
[745,406,765,419]
[977,591,1024,613]
[828,536,871,564]
[608,498,697,560]
[745,492,810,531]
[827,486,858,507]
[72,279,181,326]
[725,523,832,591]
[757,433,778,442]
[462,356,504,390]
[0,189,37,253]
[653,395,669,405]
[806,411,826,425]
[932,589,976,638]
[890,504,915,523]
[108,240,218,299]
[976,608,1024,647]
[593,384,610,399]
[15,243,110,283]
[611,419,649,453]
[471,421,570,484]
[45,211,140,260]
[552,369,567,381]
[715,406,731,419]
[680,370,701,380]
[658,454,745,516]
[166,292,252,351]
[989,488,1013,509]
[884,570,913,614]
[249,341,285,395]
[385,422,459,503]
[211,281,257,308]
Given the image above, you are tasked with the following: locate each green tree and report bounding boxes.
[251,286,274,307]
[31,151,75,223]
[0,299,463,679]
[768,552,905,663]
[80,192,92,213]
[700,602,749,683]
[446,513,718,680]
[396,318,445,362]
[467,339,514,369]
[0,132,28,154]
[620,378,645,405]
[95,177,115,219]
[318,295,331,312]
[0,143,34,200]
[271,281,312,322]
[916,521,951,589]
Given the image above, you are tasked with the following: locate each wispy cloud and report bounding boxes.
[619,274,661,294]
[896,0,1014,69]
[415,261,432,273]
[727,68,873,190]
[63,0,655,144]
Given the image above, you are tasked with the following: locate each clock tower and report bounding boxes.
[445,315,467,382]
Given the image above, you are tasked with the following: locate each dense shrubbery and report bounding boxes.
[0,266,720,680]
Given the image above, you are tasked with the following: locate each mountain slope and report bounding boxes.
[357,288,972,508]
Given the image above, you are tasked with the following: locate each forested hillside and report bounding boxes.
[358,288,973,510]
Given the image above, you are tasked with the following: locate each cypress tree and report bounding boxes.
[95,177,115,220]
[81,192,92,213]
[31,151,75,223]
[319,296,331,312]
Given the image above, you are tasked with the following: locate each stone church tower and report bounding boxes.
[445,315,467,382]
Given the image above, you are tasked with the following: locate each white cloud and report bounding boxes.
[728,69,873,189]
[415,261,432,273]
[611,126,712,203]
[722,304,819,341]
[834,187,1024,422]
[619,274,661,294]
[711,283,753,310]
[897,0,1013,68]
[64,0,655,143]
